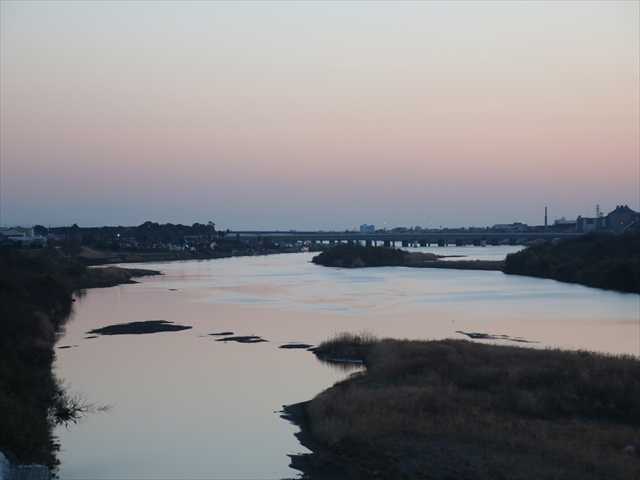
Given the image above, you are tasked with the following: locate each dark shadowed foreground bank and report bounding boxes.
[284,334,640,480]
[0,247,158,470]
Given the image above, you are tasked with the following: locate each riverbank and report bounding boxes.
[0,247,160,472]
[285,334,640,480]
[504,232,640,293]
[407,258,503,270]
[78,266,160,288]
[76,245,311,266]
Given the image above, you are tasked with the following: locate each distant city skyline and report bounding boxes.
[0,202,635,231]
[1,1,638,230]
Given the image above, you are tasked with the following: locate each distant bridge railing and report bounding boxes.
[230,231,582,245]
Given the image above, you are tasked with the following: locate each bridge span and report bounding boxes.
[230,230,582,247]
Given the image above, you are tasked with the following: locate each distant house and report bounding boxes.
[359,224,375,233]
[0,227,47,245]
[1,227,32,238]
[605,205,640,233]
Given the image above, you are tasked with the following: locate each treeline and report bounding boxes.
[504,233,640,293]
[47,221,221,250]
[0,248,88,467]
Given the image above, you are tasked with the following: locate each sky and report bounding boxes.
[1,1,638,230]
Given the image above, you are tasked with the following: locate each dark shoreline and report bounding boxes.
[0,248,161,472]
[406,258,504,271]
[78,266,161,288]
[281,402,352,480]
[78,247,310,266]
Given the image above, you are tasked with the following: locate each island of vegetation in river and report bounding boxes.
[311,244,503,270]
[285,333,640,480]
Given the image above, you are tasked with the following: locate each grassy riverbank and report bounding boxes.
[504,233,640,293]
[76,245,310,266]
[76,247,241,265]
[286,334,640,480]
[0,247,158,467]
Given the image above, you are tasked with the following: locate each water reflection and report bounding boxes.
[314,357,365,373]
[54,247,639,479]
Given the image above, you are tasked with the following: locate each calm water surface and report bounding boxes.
[55,246,640,479]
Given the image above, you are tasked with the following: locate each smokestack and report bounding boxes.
[545,206,548,228]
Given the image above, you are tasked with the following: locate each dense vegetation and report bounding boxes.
[312,245,410,267]
[30,221,300,263]
[504,233,640,293]
[48,221,219,250]
[311,244,505,271]
[0,248,81,466]
[295,334,640,479]
[0,247,156,467]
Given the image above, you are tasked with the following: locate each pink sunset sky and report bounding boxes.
[1,1,638,229]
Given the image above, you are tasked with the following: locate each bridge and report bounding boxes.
[230,230,583,247]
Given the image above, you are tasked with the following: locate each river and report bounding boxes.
[54,246,640,479]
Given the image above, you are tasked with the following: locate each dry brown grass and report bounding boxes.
[306,337,640,479]
[313,332,378,362]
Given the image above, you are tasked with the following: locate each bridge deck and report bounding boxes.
[231,231,581,242]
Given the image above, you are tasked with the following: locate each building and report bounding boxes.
[606,205,640,233]
[359,224,375,233]
[0,227,47,246]
[553,217,578,232]
[553,217,575,227]
[576,216,604,233]
[491,222,528,232]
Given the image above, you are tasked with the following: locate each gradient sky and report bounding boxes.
[1,1,638,229]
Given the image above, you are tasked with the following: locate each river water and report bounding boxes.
[54,246,639,479]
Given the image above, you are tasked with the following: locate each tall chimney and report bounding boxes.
[545,206,548,228]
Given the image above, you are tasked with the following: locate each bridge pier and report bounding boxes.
[232,231,581,248]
